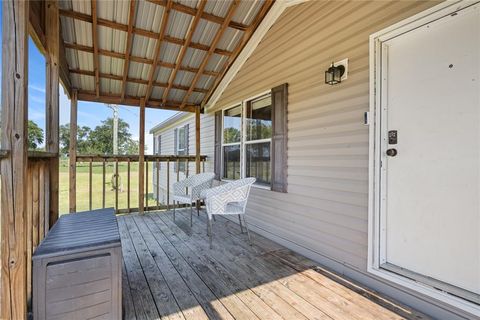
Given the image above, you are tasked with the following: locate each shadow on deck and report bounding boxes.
[118,209,429,320]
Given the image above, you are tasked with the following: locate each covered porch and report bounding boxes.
[118,209,424,320]
[1,0,478,319]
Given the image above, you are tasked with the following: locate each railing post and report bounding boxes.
[69,89,78,213]
[89,158,93,211]
[138,99,145,214]
[1,0,29,317]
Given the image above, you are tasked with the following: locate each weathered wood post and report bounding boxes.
[0,0,29,318]
[139,99,145,214]
[69,89,78,213]
[46,0,60,227]
[195,106,201,174]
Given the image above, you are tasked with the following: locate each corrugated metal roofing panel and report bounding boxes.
[232,0,263,25]
[182,48,206,69]
[101,78,121,95]
[99,56,124,77]
[135,0,164,32]
[197,74,215,90]
[128,61,151,81]
[150,86,166,100]
[173,71,195,87]
[97,0,129,24]
[204,0,233,17]
[176,0,199,9]
[161,42,182,64]
[131,35,156,60]
[205,53,226,73]
[188,92,205,104]
[98,26,127,53]
[127,83,147,98]
[58,0,72,11]
[166,10,192,39]
[191,20,219,46]
[60,16,76,44]
[156,68,173,84]
[79,75,95,92]
[167,88,185,103]
[216,28,242,51]
[71,0,91,15]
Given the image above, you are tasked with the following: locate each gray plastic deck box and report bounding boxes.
[33,208,122,320]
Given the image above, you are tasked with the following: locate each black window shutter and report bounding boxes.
[184,124,189,155]
[271,83,288,192]
[157,135,161,155]
[214,110,222,180]
[174,128,178,172]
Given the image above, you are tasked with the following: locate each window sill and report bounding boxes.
[220,178,272,191]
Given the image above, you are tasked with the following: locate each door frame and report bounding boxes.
[367,0,480,316]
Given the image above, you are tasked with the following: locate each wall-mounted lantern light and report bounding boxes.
[325,59,348,85]
[325,63,345,85]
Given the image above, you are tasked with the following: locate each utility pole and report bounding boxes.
[108,104,119,155]
[107,104,122,191]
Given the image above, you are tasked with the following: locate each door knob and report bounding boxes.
[386,148,397,157]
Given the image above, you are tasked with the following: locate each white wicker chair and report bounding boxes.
[171,172,215,226]
[201,178,256,248]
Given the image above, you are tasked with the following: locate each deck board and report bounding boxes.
[119,211,430,320]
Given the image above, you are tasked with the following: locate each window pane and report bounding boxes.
[246,95,272,141]
[178,127,186,150]
[223,145,241,180]
[224,105,242,143]
[246,142,271,186]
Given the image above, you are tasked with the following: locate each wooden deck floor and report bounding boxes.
[118,209,429,320]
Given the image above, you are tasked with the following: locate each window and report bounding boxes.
[223,105,242,180]
[175,125,188,172]
[245,95,272,186]
[222,94,272,186]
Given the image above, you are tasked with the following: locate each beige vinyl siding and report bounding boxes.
[209,1,440,273]
[152,113,214,204]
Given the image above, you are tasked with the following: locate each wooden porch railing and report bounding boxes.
[73,154,207,214]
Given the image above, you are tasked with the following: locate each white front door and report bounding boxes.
[378,3,480,303]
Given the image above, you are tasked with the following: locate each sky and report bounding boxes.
[0,7,178,154]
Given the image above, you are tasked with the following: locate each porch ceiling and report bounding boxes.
[59,0,273,111]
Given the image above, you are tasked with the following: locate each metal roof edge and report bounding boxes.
[149,111,192,134]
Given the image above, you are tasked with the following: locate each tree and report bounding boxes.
[58,117,142,156]
[89,117,134,154]
[59,124,93,156]
[28,120,44,150]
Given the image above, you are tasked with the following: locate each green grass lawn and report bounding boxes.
[59,159,156,215]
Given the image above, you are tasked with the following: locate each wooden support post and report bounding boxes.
[69,89,78,213]
[195,106,201,174]
[1,0,29,318]
[46,0,60,227]
[138,99,145,214]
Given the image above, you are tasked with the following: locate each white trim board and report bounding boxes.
[204,0,309,112]
[368,1,480,318]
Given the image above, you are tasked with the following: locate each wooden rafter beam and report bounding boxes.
[162,0,207,104]
[203,0,274,106]
[59,9,233,56]
[147,0,248,31]
[77,90,198,112]
[180,0,240,108]
[144,0,173,103]
[91,0,100,97]
[69,68,208,93]
[64,42,221,77]
[121,0,137,101]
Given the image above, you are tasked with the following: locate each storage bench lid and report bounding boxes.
[33,208,120,258]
